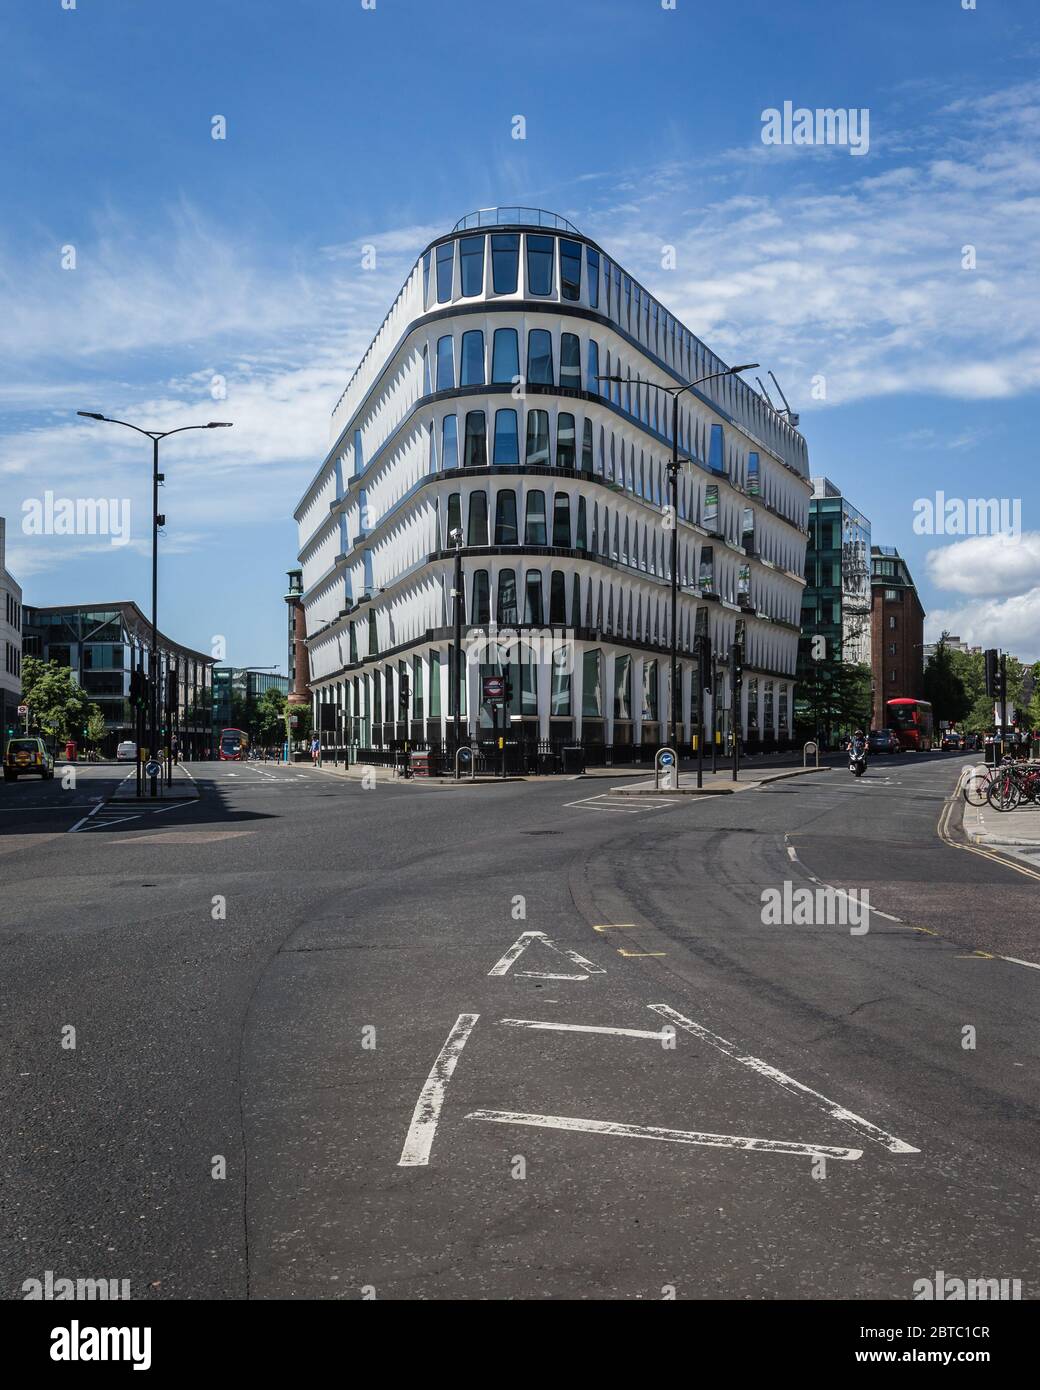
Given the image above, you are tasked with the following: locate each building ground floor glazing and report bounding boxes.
[309,628,795,761]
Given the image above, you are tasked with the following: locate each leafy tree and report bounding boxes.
[20,657,94,742]
[85,706,107,747]
[795,652,872,744]
[923,634,971,725]
[256,687,288,742]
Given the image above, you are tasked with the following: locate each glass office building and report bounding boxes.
[293,208,812,759]
[22,601,213,755]
[800,478,872,668]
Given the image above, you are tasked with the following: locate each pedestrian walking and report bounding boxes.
[311,735,320,765]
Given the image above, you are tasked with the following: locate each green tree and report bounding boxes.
[796,654,872,744]
[923,634,971,726]
[256,687,288,742]
[20,657,94,742]
[85,705,107,747]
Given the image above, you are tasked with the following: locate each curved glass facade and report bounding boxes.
[294,210,811,756]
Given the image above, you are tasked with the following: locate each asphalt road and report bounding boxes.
[1,753,1037,1301]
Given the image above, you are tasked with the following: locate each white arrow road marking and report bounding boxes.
[466,1111,862,1161]
[649,1004,919,1155]
[398,1013,479,1167]
[500,1018,673,1041]
[488,930,605,979]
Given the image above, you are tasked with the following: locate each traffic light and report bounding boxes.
[503,679,514,704]
[984,649,998,698]
[729,640,743,692]
[398,673,410,716]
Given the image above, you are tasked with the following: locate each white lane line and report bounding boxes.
[515,971,588,981]
[500,1018,672,1041]
[649,1004,919,1155]
[997,954,1040,971]
[466,1110,862,1161]
[488,930,605,978]
[398,1013,480,1168]
[784,837,904,924]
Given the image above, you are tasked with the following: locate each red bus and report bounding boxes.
[884,698,934,751]
[218,727,250,760]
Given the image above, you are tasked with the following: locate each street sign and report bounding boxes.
[145,760,161,777]
[483,675,505,702]
[660,751,675,767]
[17,704,28,716]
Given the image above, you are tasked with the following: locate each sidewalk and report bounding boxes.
[312,758,833,792]
[960,794,1040,869]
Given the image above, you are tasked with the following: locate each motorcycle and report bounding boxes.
[848,741,867,777]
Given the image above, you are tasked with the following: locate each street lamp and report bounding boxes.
[77,412,232,796]
[596,364,758,783]
[449,525,464,768]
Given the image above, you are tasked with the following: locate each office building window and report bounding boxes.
[560,238,582,301]
[526,234,554,295]
[436,241,454,302]
[524,571,544,624]
[525,410,550,466]
[552,492,571,547]
[491,233,519,293]
[442,414,459,470]
[491,327,519,384]
[525,490,547,545]
[459,235,484,296]
[586,247,599,308]
[472,571,490,624]
[527,329,554,385]
[495,489,518,544]
[463,411,487,467]
[493,409,520,465]
[467,489,489,545]
[460,330,485,386]
[436,335,454,390]
[560,333,581,390]
[497,569,519,625]
[556,413,576,469]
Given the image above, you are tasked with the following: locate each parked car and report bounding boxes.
[868,728,900,754]
[941,730,963,751]
[115,740,138,762]
[4,736,55,781]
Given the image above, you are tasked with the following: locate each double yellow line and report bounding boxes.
[938,769,1040,883]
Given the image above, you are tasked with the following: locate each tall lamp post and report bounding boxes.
[596,364,758,772]
[449,525,464,769]
[77,413,232,796]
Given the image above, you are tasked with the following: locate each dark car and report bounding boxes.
[868,729,900,754]
[941,730,964,751]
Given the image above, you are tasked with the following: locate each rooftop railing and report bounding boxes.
[451,207,582,236]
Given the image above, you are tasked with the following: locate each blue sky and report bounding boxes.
[3,0,1039,663]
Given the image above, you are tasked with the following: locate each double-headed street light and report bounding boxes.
[596,364,758,780]
[77,412,232,796]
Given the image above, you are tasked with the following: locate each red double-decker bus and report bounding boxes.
[884,698,934,751]
[218,727,249,760]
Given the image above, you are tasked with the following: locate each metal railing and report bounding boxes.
[450,207,582,236]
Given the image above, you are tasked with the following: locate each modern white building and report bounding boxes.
[1,518,24,738]
[293,208,811,762]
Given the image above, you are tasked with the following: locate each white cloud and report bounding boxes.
[926,589,1040,663]
[926,533,1040,597]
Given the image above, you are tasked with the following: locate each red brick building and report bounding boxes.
[870,546,925,727]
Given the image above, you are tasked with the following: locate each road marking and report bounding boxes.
[592,923,639,931]
[398,1013,479,1168]
[488,930,605,979]
[617,949,667,958]
[784,837,903,924]
[938,774,1040,885]
[648,1004,919,1155]
[499,1018,673,1041]
[466,1111,862,1161]
[516,971,589,981]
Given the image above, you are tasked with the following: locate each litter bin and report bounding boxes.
[562,745,585,775]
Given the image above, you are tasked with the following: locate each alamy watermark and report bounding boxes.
[23,1269,130,1300]
[761,881,870,934]
[912,492,1021,538]
[22,491,131,546]
[761,101,870,156]
[913,1270,1021,1301]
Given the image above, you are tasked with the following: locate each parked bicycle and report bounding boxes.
[984,760,1040,812]
[962,757,1014,806]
